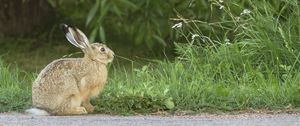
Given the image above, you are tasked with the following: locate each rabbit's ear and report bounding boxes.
[60,24,90,49]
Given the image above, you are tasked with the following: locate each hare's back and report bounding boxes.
[34,58,81,88]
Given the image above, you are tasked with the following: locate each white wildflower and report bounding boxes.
[225,39,231,45]
[225,42,231,45]
[172,22,182,29]
[240,9,251,15]
[192,34,200,40]
[219,5,224,10]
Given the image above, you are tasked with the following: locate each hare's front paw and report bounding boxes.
[83,102,94,113]
[85,105,94,113]
[74,107,88,115]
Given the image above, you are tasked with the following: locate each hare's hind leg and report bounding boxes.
[54,95,87,115]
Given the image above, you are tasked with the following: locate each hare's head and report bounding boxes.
[60,24,114,64]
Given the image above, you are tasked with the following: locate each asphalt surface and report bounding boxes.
[1,113,300,126]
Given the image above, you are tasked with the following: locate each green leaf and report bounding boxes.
[164,98,175,110]
[216,86,229,97]
[86,0,100,26]
[47,0,56,7]
[99,4,110,22]
[142,65,148,72]
[99,26,106,42]
[163,88,169,96]
[153,35,166,46]
[112,5,122,18]
[119,0,138,10]
[100,0,108,8]
[89,28,98,42]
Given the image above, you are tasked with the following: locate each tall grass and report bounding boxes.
[0,60,32,112]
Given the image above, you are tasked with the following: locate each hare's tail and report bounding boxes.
[25,108,50,116]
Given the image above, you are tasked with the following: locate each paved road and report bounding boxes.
[0,113,300,126]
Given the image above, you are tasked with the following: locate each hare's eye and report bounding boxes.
[100,47,105,52]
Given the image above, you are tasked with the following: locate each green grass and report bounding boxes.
[0,60,32,112]
[94,46,300,114]
[1,0,300,114]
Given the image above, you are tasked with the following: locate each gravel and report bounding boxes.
[1,113,300,126]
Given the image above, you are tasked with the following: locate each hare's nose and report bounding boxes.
[107,49,114,55]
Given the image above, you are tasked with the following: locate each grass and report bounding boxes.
[1,0,300,114]
[94,46,300,114]
[0,60,32,112]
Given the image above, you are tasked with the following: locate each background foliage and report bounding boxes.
[47,0,214,47]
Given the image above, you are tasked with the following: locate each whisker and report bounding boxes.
[114,55,141,65]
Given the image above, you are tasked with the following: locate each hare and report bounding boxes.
[26,24,114,115]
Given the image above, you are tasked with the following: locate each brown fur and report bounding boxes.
[30,24,114,115]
